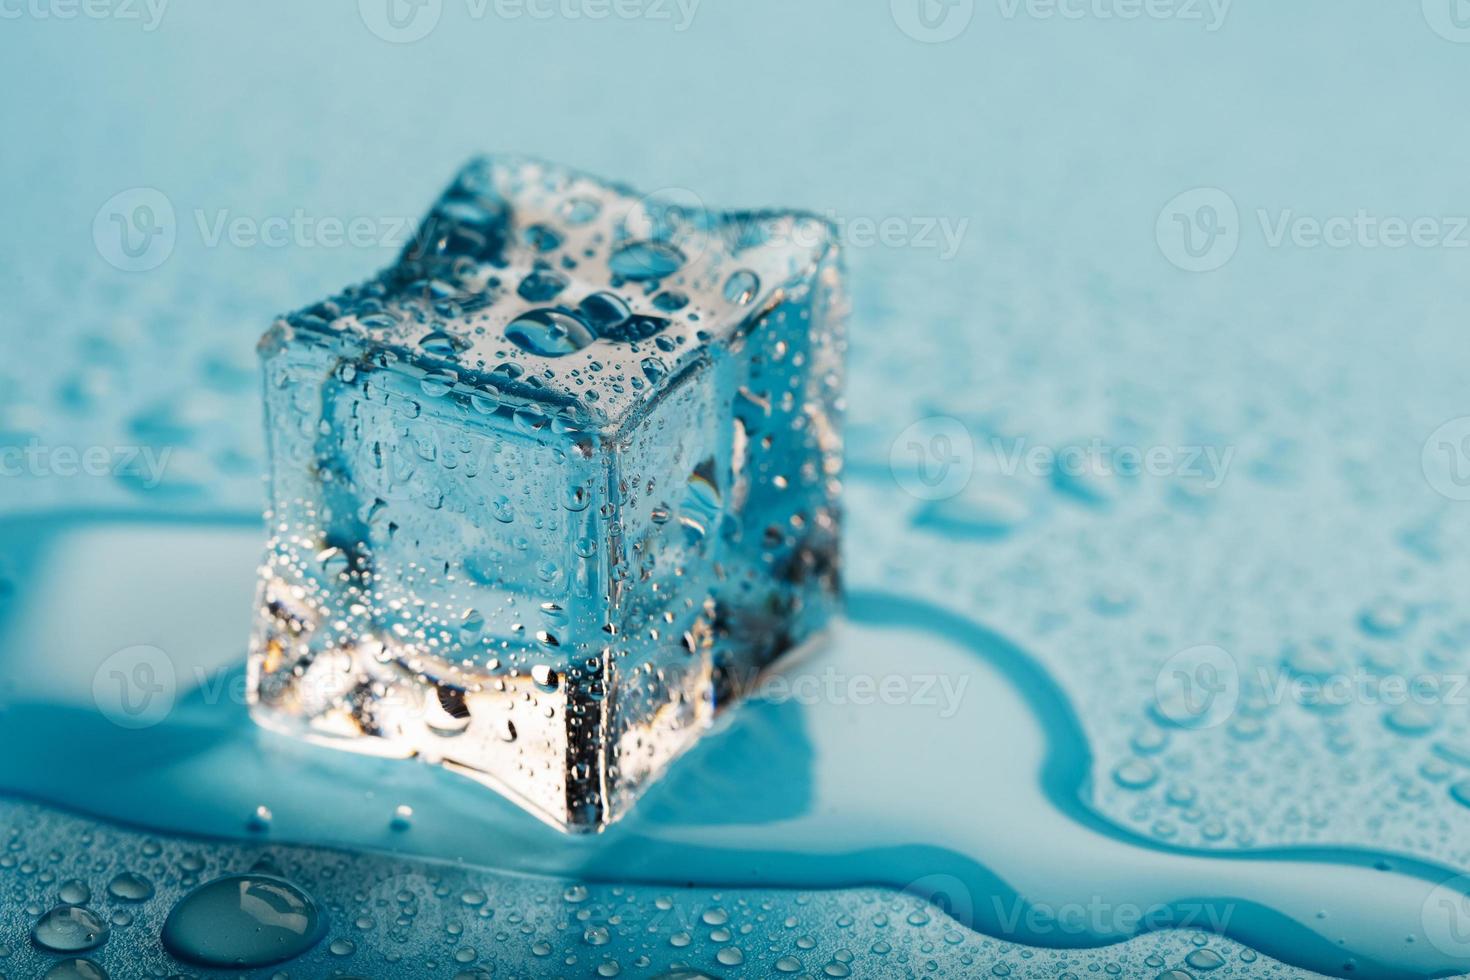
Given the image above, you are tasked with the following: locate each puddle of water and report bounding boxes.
[2,511,1467,977]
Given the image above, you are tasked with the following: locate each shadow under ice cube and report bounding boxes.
[248,156,846,832]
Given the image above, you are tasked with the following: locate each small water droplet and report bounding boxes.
[106,872,154,902]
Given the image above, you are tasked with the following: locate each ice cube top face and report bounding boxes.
[250,156,846,832]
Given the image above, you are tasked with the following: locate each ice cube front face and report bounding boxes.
[249,157,845,832]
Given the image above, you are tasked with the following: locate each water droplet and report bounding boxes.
[517,268,570,302]
[57,880,91,905]
[106,872,154,902]
[391,805,414,830]
[505,309,596,357]
[1184,947,1226,971]
[532,664,559,690]
[609,240,685,281]
[560,196,601,225]
[640,357,667,384]
[248,805,273,831]
[420,331,468,358]
[1359,599,1414,637]
[42,960,108,980]
[33,905,109,952]
[652,290,689,312]
[1385,703,1438,737]
[161,874,325,967]
[470,384,501,414]
[1113,758,1159,790]
[723,270,759,305]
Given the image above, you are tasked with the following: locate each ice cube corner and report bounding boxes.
[248,156,846,832]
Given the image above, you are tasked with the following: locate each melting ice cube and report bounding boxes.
[248,156,846,832]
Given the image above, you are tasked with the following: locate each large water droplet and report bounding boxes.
[43,960,108,980]
[517,268,570,302]
[723,269,759,305]
[161,874,326,967]
[609,240,685,281]
[505,309,596,357]
[33,905,109,952]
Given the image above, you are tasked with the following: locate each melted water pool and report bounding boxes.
[0,511,1468,977]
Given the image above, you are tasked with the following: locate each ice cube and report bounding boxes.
[248,156,846,832]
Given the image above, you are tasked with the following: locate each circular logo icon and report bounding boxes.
[93,644,176,729]
[1422,874,1470,957]
[622,184,712,266]
[1423,416,1470,502]
[93,187,176,272]
[1153,644,1239,729]
[359,0,443,43]
[891,0,975,42]
[1423,0,1470,43]
[890,416,974,501]
[1156,187,1240,273]
[906,873,975,928]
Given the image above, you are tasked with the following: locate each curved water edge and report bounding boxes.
[2,510,1469,978]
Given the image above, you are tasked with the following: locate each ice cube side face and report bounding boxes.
[248,157,845,832]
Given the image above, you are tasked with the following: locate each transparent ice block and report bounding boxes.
[248,156,846,832]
